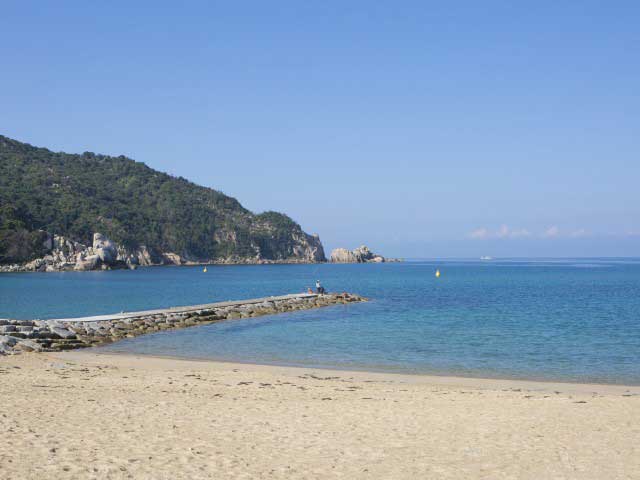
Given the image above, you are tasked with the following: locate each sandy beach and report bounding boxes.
[1,352,639,480]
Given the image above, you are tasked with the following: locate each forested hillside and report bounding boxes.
[0,135,324,265]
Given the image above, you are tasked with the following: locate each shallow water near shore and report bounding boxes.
[2,259,640,384]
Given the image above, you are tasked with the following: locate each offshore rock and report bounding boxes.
[329,248,359,263]
[330,245,401,263]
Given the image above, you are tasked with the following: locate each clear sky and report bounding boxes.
[1,1,639,257]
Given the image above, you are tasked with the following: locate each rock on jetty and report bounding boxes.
[0,293,367,355]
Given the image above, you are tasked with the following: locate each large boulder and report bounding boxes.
[93,233,118,265]
[135,246,155,266]
[0,335,18,355]
[13,338,43,353]
[162,252,183,265]
[330,248,359,263]
[330,245,388,263]
[352,245,376,262]
[24,258,45,271]
[74,253,101,271]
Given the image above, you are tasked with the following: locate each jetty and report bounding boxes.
[0,292,367,355]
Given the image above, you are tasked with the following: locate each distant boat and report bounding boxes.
[480,256,493,261]
[435,269,441,278]
[203,266,208,272]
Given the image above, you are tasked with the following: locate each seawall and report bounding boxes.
[0,293,367,355]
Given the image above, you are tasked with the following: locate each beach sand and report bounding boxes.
[1,352,639,479]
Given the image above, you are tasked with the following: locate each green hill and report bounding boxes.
[0,135,325,265]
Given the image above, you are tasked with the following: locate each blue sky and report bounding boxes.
[1,1,638,257]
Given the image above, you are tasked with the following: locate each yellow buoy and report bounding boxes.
[203,266,208,273]
[435,269,440,278]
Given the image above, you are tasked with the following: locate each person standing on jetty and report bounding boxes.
[316,280,325,295]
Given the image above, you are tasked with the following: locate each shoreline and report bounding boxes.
[0,259,329,274]
[75,350,640,395]
[0,258,406,274]
[2,350,639,479]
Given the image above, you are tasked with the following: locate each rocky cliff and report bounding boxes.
[0,135,325,270]
[0,232,152,273]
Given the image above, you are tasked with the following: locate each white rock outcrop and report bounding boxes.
[329,248,359,263]
[93,233,118,264]
[0,232,161,273]
[330,245,391,263]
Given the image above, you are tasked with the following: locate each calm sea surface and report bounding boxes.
[2,259,640,384]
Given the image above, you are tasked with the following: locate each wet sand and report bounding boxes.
[1,351,639,479]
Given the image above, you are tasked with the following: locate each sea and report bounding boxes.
[1,258,639,385]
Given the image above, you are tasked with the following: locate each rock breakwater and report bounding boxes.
[0,293,366,355]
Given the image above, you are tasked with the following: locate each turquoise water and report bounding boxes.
[2,259,640,384]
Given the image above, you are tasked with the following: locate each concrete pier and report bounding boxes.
[44,293,324,323]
